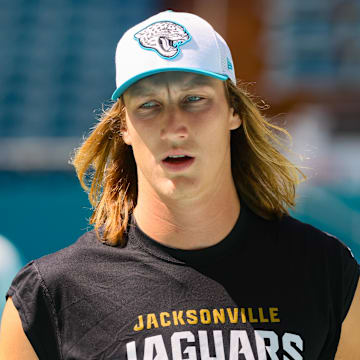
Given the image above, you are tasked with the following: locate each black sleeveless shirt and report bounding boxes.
[6,203,360,359]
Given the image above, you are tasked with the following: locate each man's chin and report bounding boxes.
[157,177,201,201]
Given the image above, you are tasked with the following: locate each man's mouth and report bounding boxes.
[161,155,195,171]
[163,155,193,163]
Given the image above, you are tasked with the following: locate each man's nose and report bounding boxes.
[160,106,189,142]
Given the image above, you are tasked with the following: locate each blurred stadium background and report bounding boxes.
[1,0,360,312]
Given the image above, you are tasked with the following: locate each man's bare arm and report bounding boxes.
[335,277,360,359]
[0,297,38,360]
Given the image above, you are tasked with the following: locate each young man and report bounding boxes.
[1,10,359,360]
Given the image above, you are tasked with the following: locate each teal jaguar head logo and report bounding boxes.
[134,21,191,59]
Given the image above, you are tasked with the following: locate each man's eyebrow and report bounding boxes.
[126,84,156,98]
[180,75,215,90]
[127,74,216,98]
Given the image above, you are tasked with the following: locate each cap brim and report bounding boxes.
[111,68,228,101]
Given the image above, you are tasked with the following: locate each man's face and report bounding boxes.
[122,72,241,201]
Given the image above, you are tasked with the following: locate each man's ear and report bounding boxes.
[122,129,132,145]
[229,108,242,130]
[121,108,132,145]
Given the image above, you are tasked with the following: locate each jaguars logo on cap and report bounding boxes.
[134,21,191,59]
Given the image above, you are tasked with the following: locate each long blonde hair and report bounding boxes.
[72,79,305,246]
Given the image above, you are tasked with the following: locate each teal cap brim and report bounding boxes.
[111,68,228,101]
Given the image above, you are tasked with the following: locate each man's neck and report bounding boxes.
[133,180,240,250]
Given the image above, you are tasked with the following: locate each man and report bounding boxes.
[1,10,359,360]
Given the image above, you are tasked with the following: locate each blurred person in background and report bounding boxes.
[1,10,359,360]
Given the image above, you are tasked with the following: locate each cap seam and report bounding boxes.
[211,28,224,80]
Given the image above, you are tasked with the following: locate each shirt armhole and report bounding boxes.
[5,261,62,360]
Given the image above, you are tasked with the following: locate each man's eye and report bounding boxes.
[186,95,202,103]
[140,101,158,109]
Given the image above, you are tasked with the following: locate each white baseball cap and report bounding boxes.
[111,10,236,100]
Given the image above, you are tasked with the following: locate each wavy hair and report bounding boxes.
[72,79,305,246]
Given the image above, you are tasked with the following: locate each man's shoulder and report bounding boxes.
[31,229,126,285]
[280,214,338,241]
[278,214,355,260]
[36,229,101,265]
